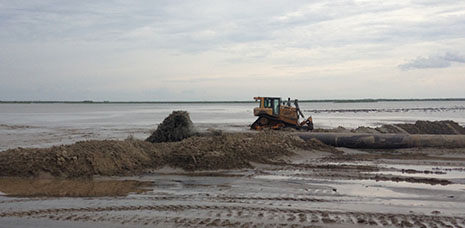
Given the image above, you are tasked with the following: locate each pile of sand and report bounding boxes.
[351,120,465,135]
[0,131,332,178]
[379,120,465,134]
[0,140,157,178]
[146,111,195,143]
[313,126,352,133]
[163,132,331,170]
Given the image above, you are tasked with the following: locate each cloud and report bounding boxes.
[1,1,465,100]
[399,53,465,70]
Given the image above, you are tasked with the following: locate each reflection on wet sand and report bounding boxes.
[0,178,152,197]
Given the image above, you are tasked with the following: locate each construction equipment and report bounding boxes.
[251,97,314,130]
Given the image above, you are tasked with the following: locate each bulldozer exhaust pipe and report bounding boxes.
[294,132,465,149]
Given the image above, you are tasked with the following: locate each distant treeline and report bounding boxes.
[1,98,465,104]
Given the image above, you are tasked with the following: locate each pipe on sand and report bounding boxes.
[295,132,465,149]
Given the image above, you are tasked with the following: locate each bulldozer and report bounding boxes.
[251,97,313,130]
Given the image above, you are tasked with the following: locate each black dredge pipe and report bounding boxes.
[295,132,465,149]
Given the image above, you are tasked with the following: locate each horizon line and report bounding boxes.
[1,98,465,104]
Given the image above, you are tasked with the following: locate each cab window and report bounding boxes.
[264,98,271,108]
[272,98,280,115]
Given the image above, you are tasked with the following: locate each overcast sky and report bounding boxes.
[1,0,465,101]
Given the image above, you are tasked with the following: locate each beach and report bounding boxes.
[1,101,465,227]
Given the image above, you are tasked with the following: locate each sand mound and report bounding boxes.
[146,111,195,143]
[0,140,158,178]
[349,120,465,135]
[0,132,331,178]
[393,120,465,134]
[313,126,351,133]
[163,132,332,170]
[349,126,379,134]
[376,120,465,134]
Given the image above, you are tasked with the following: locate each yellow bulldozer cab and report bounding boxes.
[254,97,281,116]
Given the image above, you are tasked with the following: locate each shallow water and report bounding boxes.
[1,101,464,150]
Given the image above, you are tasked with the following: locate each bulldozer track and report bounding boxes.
[1,203,464,227]
[2,144,465,227]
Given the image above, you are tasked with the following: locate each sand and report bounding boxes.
[0,131,334,178]
[362,120,465,134]
[145,110,195,143]
[1,115,465,227]
[1,146,464,227]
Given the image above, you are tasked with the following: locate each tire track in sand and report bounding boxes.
[1,204,464,227]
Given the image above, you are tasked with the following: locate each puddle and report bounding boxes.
[334,179,465,195]
[326,161,376,166]
[0,178,152,197]
[332,180,412,198]
[253,167,465,202]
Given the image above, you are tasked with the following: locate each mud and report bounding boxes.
[1,146,465,228]
[371,174,452,185]
[0,131,333,178]
[0,124,36,130]
[146,110,195,143]
[0,178,151,197]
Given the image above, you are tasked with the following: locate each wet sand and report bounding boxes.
[1,146,465,227]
